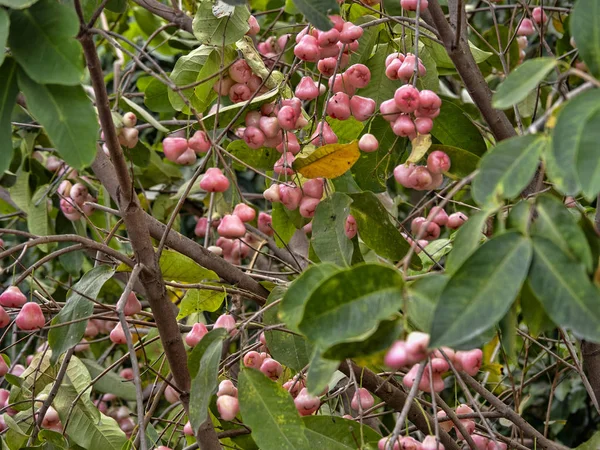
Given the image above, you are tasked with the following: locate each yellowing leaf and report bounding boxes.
[293,141,360,179]
[407,134,432,164]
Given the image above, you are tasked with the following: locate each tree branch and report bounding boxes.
[131,0,193,33]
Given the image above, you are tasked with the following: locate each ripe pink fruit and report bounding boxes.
[185,323,208,347]
[245,110,262,128]
[229,83,252,103]
[162,137,188,162]
[408,166,434,190]
[427,206,448,226]
[417,90,442,117]
[258,116,281,139]
[200,168,230,193]
[218,214,246,238]
[406,332,430,360]
[273,153,295,176]
[429,357,450,374]
[15,303,44,331]
[299,197,320,218]
[217,380,238,397]
[350,388,374,410]
[302,178,324,199]
[69,183,88,206]
[260,358,283,380]
[194,217,209,237]
[0,306,10,327]
[217,395,239,421]
[294,35,320,62]
[229,60,252,83]
[243,350,263,369]
[447,212,468,229]
[120,368,134,380]
[401,0,428,11]
[263,184,281,203]
[394,85,421,113]
[487,442,507,450]
[311,122,338,145]
[243,126,266,149]
[327,92,352,120]
[176,148,197,165]
[427,151,451,174]
[393,163,416,187]
[60,198,81,220]
[183,421,194,436]
[0,286,27,308]
[345,215,357,239]
[421,221,441,240]
[437,411,454,432]
[455,349,483,376]
[247,15,260,35]
[385,58,403,80]
[277,131,301,154]
[110,323,127,344]
[164,385,180,404]
[340,22,363,43]
[345,64,371,88]
[532,7,547,24]
[295,77,320,100]
[384,340,410,368]
[317,57,338,77]
[402,436,426,450]
[391,115,416,137]
[329,74,356,96]
[213,77,235,96]
[214,314,236,334]
[358,134,379,152]
[277,105,299,131]
[422,436,444,450]
[378,437,400,450]
[317,28,340,47]
[294,388,320,416]
[398,54,427,82]
[471,435,489,450]
[123,292,142,316]
[188,130,211,153]
[257,212,274,236]
[122,112,137,128]
[415,117,434,134]
[518,18,535,36]
[411,217,427,235]
[233,203,256,223]
[283,378,305,398]
[380,99,402,122]
[0,356,7,377]
[279,184,303,210]
[350,96,376,121]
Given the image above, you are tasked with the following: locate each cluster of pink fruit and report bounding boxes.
[293,15,363,71]
[0,286,45,331]
[58,180,96,221]
[326,64,376,124]
[212,59,268,104]
[378,434,449,450]
[436,404,507,450]
[393,150,451,193]
[516,7,548,63]
[101,111,139,155]
[384,332,483,393]
[404,206,468,253]
[162,130,211,165]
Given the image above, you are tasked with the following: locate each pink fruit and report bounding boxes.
[185,323,208,347]
[411,217,427,235]
[350,388,374,410]
[385,58,403,80]
[295,77,320,100]
[122,112,137,128]
[422,436,444,450]
[427,151,451,174]
[294,35,320,62]
[421,221,441,240]
[487,442,507,450]
[263,184,281,203]
[260,358,283,380]
[394,85,421,114]
[213,77,235,96]
[200,168,230,193]
[317,28,340,47]
[408,166,434,190]
[384,340,410,368]
[123,292,142,316]
[302,178,324,199]
[518,18,535,36]
[340,22,363,43]
[0,306,11,327]
[243,351,263,369]
[299,197,320,218]
[218,215,246,239]
[229,60,252,83]
[243,126,266,149]
[401,436,424,450]
[429,357,450,374]
[176,148,197,165]
[0,286,27,308]
[245,111,262,128]
[471,435,489,450]
[398,54,427,82]
[283,378,305,398]
[279,184,303,210]
[380,99,402,122]
[415,117,434,134]
[188,130,211,153]
[258,116,281,139]
[57,180,72,197]
[345,215,357,239]
[392,115,416,137]
[229,83,252,103]
[327,92,352,120]
[217,380,238,397]
[401,0,428,11]
[214,314,236,334]
[277,131,301,154]
[406,332,430,361]
[257,212,274,236]
[217,395,239,421]
[311,122,338,145]
[455,349,483,376]
[233,203,256,223]
[427,207,448,226]
[378,437,400,450]
[532,7,547,24]
[162,137,189,162]
[15,303,44,331]
[358,134,379,152]
[120,368,134,380]
[393,163,416,187]
[317,57,338,77]
[417,90,442,116]
[0,357,7,377]
[447,212,468,229]
[183,421,194,436]
[194,217,209,237]
[294,388,320,416]
[437,411,454,432]
[247,15,260,35]
[69,183,88,206]
[345,64,371,88]
[109,323,127,344]
[273,153,295,176]
[350,95,376,121]
[329,74,356,96]
[277,105,299,130]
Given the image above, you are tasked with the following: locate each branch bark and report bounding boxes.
[131,0,193,33]
[79,32,221,450]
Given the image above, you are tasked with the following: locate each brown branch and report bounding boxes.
[79,31,221,450]
[131,0,193,33]
[338,361,461,450]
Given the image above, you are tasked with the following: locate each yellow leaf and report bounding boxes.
[293,141,360,179]
[407,134,432,164]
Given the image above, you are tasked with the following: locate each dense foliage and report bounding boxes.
[0,0,598,448]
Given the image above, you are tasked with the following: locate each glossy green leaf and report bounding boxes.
[193,48,221,113]
[431,101,487,156]
[188,329,227,430]
[298,263,403,348]
[28,186,52,252]
[272,201,300,247]
[158,249,219,282]
[177,288,226,319]
[0,59,19,175]
[303,416,381,448]
[139,77,174,113]
[527,236,600,342]
[571,0,600,79]
[492,58,556,109]
[17,71,98,170]
[311,193,354,267]
[349,192,420,268]
[430,232,533,349]
[167,45,216,112]
[0,10,8,67]
[548,90,600,196]
[532,194,593,272]
[520,280,555,337]
[9,0,83,85]
[407,274,448,333]
[445,209,492,274]
[472,135,546,207]
[292,0,338,31]
[306,347,339,396]
[48,266,115,364]
[80,359,137,401]
[238,368,311,450]
[0,0,38,8]
[192,0,250,46]
[279,263,340,332]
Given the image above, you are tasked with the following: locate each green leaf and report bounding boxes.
[17,71,98,170]
[445,209,492,274]
[527,236,600,342]
[303,416,381,448]
[177,288,226,319]
[228,139,281,171]
[49,266,115,364]
[431,101,487,156]
[492,58,556,109]
[430,145,480,180]
[80,359,137,401]
[520,280,555,337]
[120,97,169,133]
[358,44,398,107]
[0,59,19,175]
[571,0,600,79]
[532,194,593,272]
[548,90,600,196]
[472,135,546,207]
[349,192,420,268]
[272,201,301,247]
[188,329,227,431]
[139,77,174,113]
[158,249,219,282]
[311,193,354,267]
[192,0,250,46]
[306,348,339,396]
[0,0,38,8]
[193,49,221,113]
[279,263,340,332]
[298,263,403,348]
[430,232,533,349]
[407,274,448,333]
[350,16,380,66]
[28,186,52,252]
[238,368,310,450]
[0,10,9,67]
[9,0,83,85]
[167,45,214,112]
[292,0,339,31]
